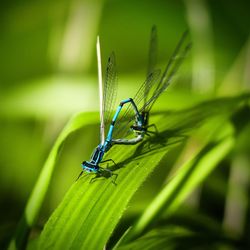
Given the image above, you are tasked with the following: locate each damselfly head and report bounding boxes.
[81,161,99,173]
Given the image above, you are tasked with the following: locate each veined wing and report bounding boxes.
[145,25,158,109]
[111,26,160,140]
[112,30,191,140]
[142,31,191,112]
[103,52,118,137]
[112,69,161,139]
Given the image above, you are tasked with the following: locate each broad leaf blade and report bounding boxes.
[121,134,234,243]
[38,94,249,250]
[8,112,99,250]
[38,146,167,250]
[116,226,234,250]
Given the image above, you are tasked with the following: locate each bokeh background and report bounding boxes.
[0,0,249,248]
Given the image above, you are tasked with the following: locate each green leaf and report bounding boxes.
[8,93,249,250]
[120,133,234,244]
[38,94,249,250]
[8,112,99,250]
[38,145,167,250]
[116,226,235,250]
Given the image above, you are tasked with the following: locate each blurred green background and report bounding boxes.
[0,0,249,248]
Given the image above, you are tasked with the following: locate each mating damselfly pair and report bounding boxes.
[79,26,191,182]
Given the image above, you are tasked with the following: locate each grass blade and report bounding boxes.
[120,134,234,243]
[38,95,249,250]
[8,112,99,250]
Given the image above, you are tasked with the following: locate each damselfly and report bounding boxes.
[111,26,191,143]
[80,28,191,180]
[80,37,142,181]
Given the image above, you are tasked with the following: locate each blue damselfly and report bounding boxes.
[112,26,191,143]
[80,37,141,181]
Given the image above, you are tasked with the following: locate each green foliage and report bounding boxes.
[9,94,248,250]
[115,226,235,250]
[8,113,99,250]
[1,2,250,250]
[120,134,234,244]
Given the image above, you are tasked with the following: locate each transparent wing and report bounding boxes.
[112,69,161,139]
[113,30,191,140]
[147,25,158,76]
[112,27,159,140]
[143,31,191,112]
[145,25,158,108]
[103,52,118,136]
